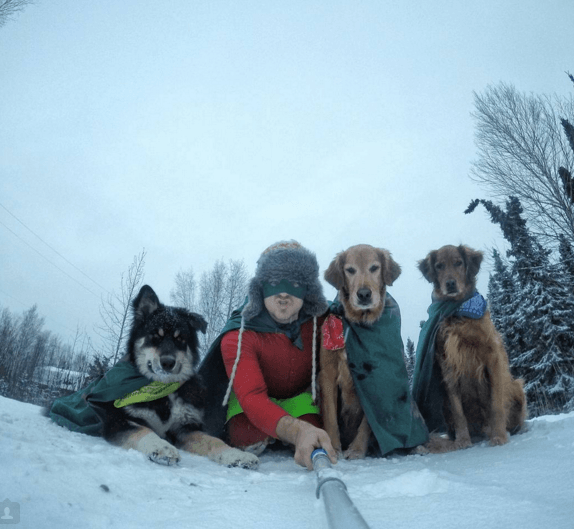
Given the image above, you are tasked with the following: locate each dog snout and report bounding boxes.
[356,288,372,305]
[445,279,458,294]
[160,355,176,372]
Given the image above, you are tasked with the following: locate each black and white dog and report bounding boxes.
[91,285,259,469]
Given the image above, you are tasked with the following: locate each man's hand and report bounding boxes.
[276,416,338,470]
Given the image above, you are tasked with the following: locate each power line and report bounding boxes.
[0,202,110,294]
[0,218,101,299]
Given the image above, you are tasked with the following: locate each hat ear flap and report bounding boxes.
[459,245,483,280]
[324,252,346,290]
[418,252,437,283]
[378,249,401,286]
[241,278,264,321]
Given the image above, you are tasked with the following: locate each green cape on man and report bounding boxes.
[329,294,429,455]
[411,292,487,433]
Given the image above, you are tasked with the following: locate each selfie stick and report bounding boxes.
[311,449,371,529]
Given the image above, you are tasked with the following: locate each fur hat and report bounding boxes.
[242,240,328,321]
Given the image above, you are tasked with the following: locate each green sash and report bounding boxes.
[226,391,319,421]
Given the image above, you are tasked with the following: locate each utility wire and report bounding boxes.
[0,202,109,294]
[0,218,100,299]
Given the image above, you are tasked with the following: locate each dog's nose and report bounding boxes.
[357,288,372,305]
[160,356,176,372]
[446,279,458,293]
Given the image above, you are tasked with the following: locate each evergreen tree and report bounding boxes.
[467,197,574,414]
[466,197,552,287]
[404,338,416,386]
[487,249,518,356]
[558,235,574,287]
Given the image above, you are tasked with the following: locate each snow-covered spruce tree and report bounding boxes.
[467,197,574,414]
[558,235,574,288]
[404,338,416,387]
[487,249,519,356]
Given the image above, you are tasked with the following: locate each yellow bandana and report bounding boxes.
[113,380,181,408]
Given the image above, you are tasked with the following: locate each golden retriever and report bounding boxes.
[319,244,401,459]
[418,244,526,451]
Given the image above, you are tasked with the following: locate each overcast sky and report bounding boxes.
[1,1,573,352]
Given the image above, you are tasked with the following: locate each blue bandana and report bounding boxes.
[455,291,487,319]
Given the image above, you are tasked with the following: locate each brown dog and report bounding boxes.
[418,244,526,451]
[319,244,401,458]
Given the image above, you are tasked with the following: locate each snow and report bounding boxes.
[1,395,573,529]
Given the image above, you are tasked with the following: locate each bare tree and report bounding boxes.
[470,82,574,247]
[0,0,35,28]
[223,259,248,321]
[198,259,248,354]
[198,260,228,353]
[170,267,196,311]
[8,304,44,386]
[95,249,146,364]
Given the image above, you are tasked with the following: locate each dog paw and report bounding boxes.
[424,435,457,454]
[489,433,509,446]
[214,448,260,470]
[453,436,472,450]
[343,448,367,460]
[144,439,181,465]
[410,444,430,455]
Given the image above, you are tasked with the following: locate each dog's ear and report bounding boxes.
[324,251,346,290]
[459,245,483,280]
[377,248,401,286]
[132,285,160,319]
[188,313,208,334]
[418,252,436,283]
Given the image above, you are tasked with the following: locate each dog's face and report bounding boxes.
[129,285,207,383]
[325,244,401,325]
[418,245,483,301]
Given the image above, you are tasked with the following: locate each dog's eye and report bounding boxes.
[454,260,463,267]
[369,265,380,273]
[345,267,356,275]
[435,263,445,271]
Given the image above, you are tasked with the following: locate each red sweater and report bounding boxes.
[221,319,320,438]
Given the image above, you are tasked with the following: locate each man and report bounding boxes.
[199,241,337,469]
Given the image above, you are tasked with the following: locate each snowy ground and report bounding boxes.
[1,395,573,529]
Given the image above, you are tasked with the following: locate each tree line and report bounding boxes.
[0,253,249,407]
